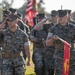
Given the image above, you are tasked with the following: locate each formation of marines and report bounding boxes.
[0,7,75,75]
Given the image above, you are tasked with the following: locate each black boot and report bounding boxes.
[48,69,54,75]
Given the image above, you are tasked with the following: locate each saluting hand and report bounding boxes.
[52,35,58,41]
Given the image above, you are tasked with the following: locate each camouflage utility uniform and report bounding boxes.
[2,27,29,75]
[30,24,49,75]
[48,23,75,75]
[18,20,30,35]
[44,23,55,75]
[18,20,30,60]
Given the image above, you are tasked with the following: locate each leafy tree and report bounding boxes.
[0,8,3,21]
[17,2,27,18]
[72,12,75,21]
[0,0,14,21]
[38,0,45,13]
[0,0,14,9]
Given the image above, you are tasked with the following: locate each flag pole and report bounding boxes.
[57,36,71,47]
[61,5,63,10]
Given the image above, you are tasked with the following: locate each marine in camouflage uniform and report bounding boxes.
[0,9,10,46]
[46,10,75,75]
[17,13,30,35]
[17,13,30,60]
[66,9,75,25]
[9,8,30,60]
[0,14,30,75]
[44,10,58,75]
[30,13,49,75]
[0,10,10,74]
[9,8,30,35]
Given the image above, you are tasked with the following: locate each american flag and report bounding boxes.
[24,0,38,27]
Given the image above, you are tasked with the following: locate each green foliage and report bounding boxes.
[17,2,27,18]
[0,8,3,21]
[0,0,14,21]
[72,12,75,20]
[38,1,45,13]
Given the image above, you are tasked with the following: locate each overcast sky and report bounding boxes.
[0,0,75,13]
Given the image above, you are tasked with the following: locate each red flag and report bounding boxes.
[24,0,38,27]
[62,41,70,75]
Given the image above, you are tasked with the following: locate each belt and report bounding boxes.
[34,44,44,48]
[2,52,22,58]
[0,51,2,58]
[55,44,64,50]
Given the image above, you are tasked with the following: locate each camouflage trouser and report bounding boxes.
[44,47,55,75]
[32,48,46,75]
[69,50,75,75]
[54,50,75,75]
[0,48,3,75]
[2,56,25,75]
[54,58,63,75]
[0,59,2,75]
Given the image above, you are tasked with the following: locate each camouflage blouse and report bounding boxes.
[2,27,29,53]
